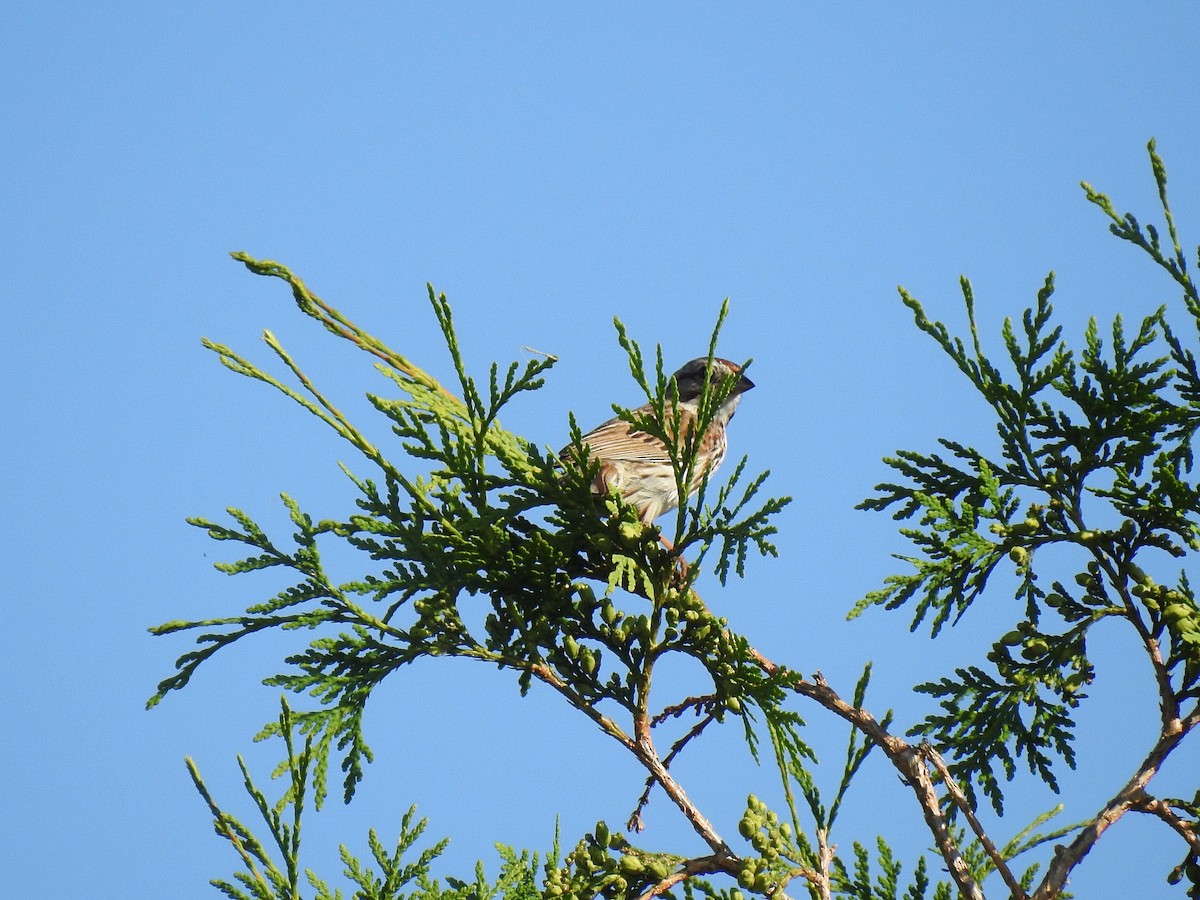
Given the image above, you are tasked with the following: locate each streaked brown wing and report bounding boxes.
[577,415,671,462]
[574,403,703,460]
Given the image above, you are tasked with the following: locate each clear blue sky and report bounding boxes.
[4,5,1200,898]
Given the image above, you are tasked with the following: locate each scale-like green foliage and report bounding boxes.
[829,837,934,900]
[152,254,815,897]
[189,701,541,900]
[151,268,789,809]
[857,141,1200,846]
[157,143,1200,900]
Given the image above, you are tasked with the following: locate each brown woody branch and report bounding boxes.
[630,706,719,831]
[527,659,736,861]
[1128,790,1200,853]
[1103,554,1178,728]
[632,728,736,858]
[748,650,985,900]
[812,827,834,900]
[925,743,1026,899]
[1033,713,1197,900]
[635,854,739,900]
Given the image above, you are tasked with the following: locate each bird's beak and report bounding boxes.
[736,373,755,394]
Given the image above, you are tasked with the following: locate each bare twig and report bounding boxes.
[630,709,719,830]
[813,827,834,900]
[1033,716,1196,899]
[651,693,717,726]
[635,854,740,900]
[1129,789,1200,853]
[925,743,1027,899]
[529,657,734,858]
[1099,551,1178,727]
[632,729,736,857]
[527,662,634,750]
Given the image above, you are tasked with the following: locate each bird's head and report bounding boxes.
[671,357,754,404]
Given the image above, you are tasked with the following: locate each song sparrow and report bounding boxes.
[563,358,755,525]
